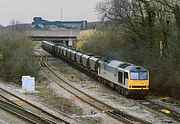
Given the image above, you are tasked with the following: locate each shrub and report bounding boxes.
[76,24,125,59]
[0,29,38,84]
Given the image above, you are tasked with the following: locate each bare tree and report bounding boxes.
[96,0,133,23]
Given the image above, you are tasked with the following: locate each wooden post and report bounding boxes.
[160,41,163,57]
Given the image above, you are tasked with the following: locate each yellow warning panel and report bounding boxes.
[161,109,171,114]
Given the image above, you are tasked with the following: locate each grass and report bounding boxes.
[36,73,83,115]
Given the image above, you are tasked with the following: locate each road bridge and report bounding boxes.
[26,30,80,47]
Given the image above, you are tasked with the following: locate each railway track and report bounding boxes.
[0,99,58,124]
[35,51,152,124]
[139,99,180,123]
[36,49,180,123]
[0,88,71,124]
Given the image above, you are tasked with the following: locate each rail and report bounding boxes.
[35,52,152,124]
[0,99,57,124]
[140,99,180,122]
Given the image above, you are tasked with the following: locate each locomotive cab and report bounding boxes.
[126,66,149,96]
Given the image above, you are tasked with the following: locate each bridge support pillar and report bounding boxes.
[68,40,73,47]
[62,39,74,48]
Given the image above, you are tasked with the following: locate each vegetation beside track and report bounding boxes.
[37,75,83,115]
[0,29,38,83]
[36,59,101,124]
[76,0,180,99]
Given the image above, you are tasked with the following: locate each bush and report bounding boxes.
[0,29,38,84]
[76,24,125,59]
[76,29,95,50]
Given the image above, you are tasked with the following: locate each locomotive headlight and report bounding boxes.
[129,86,133,88]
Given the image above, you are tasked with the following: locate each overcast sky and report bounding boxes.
[0,0,102,26]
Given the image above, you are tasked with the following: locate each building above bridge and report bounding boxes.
[32,17,87,30]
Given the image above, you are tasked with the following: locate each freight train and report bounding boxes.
[42,41,149,97]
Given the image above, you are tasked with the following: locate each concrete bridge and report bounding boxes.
[26,29,81,47]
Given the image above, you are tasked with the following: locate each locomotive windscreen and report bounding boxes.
[130,71,148,80]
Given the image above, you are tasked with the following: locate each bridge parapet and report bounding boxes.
[26,29,81,47]
[26,29,80,39]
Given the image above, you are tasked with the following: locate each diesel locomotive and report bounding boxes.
[42,41,149,97]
